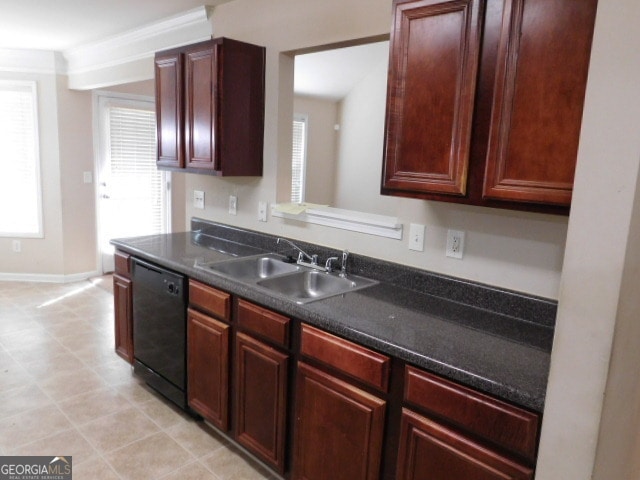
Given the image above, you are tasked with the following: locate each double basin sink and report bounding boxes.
[197,253,377,304]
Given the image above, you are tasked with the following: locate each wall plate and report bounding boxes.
[446,229,465,259]
[409,223,425,251]
[193,190,205,209]
[229,195,237,215]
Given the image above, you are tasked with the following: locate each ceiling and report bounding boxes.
[0,0,217,51]
[294,41,389,101]
[0,1,388,100]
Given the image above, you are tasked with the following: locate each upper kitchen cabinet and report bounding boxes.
[482,0,597,205]
[155,37,266,176]
[383,0,483,196]
[381,0,597,212]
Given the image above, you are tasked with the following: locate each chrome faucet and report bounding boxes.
[276,238,349,274]
[277,238,321,270]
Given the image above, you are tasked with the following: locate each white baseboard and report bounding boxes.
[0,270,101,284]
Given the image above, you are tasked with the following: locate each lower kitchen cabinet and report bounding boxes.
[187,307,230,430]
[113,250,133,364]
[292,362,386,480]
[113,274,133,363]
[234,299,291,473]
[234,332,289,473]
[396,409,533,480]
[116,260,543,480]
[292,324,389,480]
[399,365,539,480]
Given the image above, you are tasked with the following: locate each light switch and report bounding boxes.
[409,223,425,252]
[193,190,205,209]
[258,201,267,222]
[229,195,237,215]
[83,172,93,184]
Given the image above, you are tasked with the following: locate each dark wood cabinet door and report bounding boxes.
[187,308,230,430]
[113,274,133,363]
[292,362,386,480]
[184,44,219,171]
[483,0,597,205]
[155,52,184,168]
[397,409,533,480]
[234,333,289,474]
[155,38,264,176]
[383,0,483,196]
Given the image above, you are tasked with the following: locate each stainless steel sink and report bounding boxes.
[199,254,300,280]
[197,252,377,304]
[256,270,377,304]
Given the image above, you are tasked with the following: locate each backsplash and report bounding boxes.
[191,217,557,329]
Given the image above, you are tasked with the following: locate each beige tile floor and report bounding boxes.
[0,278,275,480]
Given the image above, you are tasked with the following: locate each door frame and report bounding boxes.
[92,90,171,274]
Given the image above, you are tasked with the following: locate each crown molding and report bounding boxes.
[63,5,218,87]
[0,48,64,75]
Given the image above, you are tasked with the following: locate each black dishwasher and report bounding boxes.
[132,258,188,410]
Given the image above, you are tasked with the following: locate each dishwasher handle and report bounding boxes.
[165,280,180,296]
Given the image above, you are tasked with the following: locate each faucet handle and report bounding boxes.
[325,256,339,272]
[340,250,349,276]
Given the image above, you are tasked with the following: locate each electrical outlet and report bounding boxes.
[446,230,465,259]
[193,190,205,209]
[408,223,425,251]
[258,201,267,222]
[229,195,237,215]
[12,240,21,253]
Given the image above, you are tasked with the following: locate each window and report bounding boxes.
[291,114,308,203]
[105,102,168,238]
[0,80,42,237]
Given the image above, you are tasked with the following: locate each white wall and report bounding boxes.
[179,0,568,299]
[56,77,97,276]
[333,56,388,213]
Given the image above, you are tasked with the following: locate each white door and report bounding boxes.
[95,92,171,273]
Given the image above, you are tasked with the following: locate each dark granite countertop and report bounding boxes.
[112,222,555,412]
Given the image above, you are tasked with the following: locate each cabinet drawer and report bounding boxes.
[300,324,390,392]
[189,280,231,321]
[404,366,539,462]
[114,251,131,277]
[237,299,290,348]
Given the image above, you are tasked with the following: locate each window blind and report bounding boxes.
[107,105,166,238]
[291,115,308,203]
[0,81,42,237]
